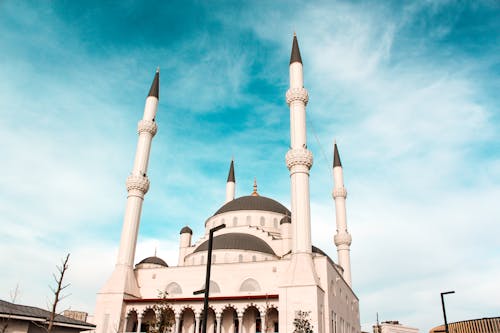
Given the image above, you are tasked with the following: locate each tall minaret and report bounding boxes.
[285,34,315,264]
[95,69,160,333]
[332,141,353,286]
[280,34,323,333]
[225,159,235,203]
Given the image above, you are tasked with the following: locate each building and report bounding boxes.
[94,35,361,333]
[0,299,95,333]
[373,321,419,333]
[429,317,500,333]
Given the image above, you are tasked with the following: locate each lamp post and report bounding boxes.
[193,224,226,333]
[440,291,455,333]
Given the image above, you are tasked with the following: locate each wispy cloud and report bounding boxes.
[0,1,498,332]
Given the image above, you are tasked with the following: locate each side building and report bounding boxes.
[94,35,361,333]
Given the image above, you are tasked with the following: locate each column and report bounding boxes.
[216,314,222,333]
[175,316,180,333]
[136,317,142,333]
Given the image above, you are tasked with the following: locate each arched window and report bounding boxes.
[239,278,261,292]
[252,255,257,262]
[273,218,278,228]
[238,254,243,262]
[166,282,182,295]
[201,280,221,293]
[233,217,238,226]
[260,217,265,226]
[246,216,251,224]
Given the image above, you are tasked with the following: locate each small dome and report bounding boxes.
[136,256,168,267]
[213,195,290,216]
[193,233,276,255]
[280,215,291,224]
[180,226,193,234]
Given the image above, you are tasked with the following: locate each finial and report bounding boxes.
[148,69,160,100]
[251,177,259,196]
[290,33,302,64]
[154,246,157,257]
[333,140,342,168]
[293,31,296,37]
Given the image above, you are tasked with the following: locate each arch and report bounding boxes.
[180,307,195,333]
[200,280,221,293]
[166,282,182,295]
[242,305,261,333]
[199,307,216,333]
[125,309,138,332]
[265,307,279,333]
[141,308,156,333]
[221,306,238,333]
[239,278,261,292]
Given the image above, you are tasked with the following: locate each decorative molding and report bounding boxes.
[286,87,309,105]
[334,232,352,247]
[286,148,313,169]
[137,120,158,136]
[126,174,150,193]
[333,187,347,199]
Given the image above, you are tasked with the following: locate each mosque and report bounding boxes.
[94,35,361,333]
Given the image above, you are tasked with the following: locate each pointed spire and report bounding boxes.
[148,68,160,100]
[251,178,259,196]
[290,33,303,64]
[333,140,342,168]
[227,159,235,183]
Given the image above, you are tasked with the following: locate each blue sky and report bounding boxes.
[0,1,499,332]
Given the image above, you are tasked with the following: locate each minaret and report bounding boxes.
[225,159,235,203]
[280,34,323,333]
[95,69,160,333]
[285,34,315,264]
[333,141,353,286]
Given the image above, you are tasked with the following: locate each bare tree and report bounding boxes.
[0,285,20,333]
[46,253,71,333]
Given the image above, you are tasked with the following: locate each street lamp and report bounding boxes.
[440,291,455,333]
[193,223,226,333]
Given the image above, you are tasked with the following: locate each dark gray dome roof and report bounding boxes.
[280,215,291,224]
[214,195,290,216]
[180,226,193,234]
[137,256,168,267]
[193,233,276,255]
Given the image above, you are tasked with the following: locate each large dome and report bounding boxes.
[193,233,276,255]
[213,195,290,216]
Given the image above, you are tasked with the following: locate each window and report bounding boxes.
[233,217,238,226]
[238,254,243,262]
[239,278,261,292]
[252,255,257,262]
[273,218,278,228]
[260,217,265,226]
[246,216,251,224]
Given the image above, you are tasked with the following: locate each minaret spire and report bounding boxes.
[333,140,342,167]
[225,159,236,203]
[290,33,303,64]
[332,141,352,287]
[96,69,160,333]
[148,68,160,99]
